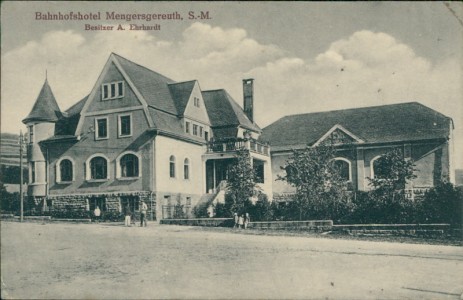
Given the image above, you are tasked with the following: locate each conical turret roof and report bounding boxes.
[23,79,62,123]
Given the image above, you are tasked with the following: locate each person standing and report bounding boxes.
[233,213,239,228]
[238,214,244,229]
[94,206,101,223]
[124,204,131,227]
[140,200,148,227]
[244,213,250,229]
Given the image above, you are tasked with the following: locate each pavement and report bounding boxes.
[1,221,462,299]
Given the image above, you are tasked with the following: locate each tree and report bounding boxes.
[0,182,20,213]
[278,145,352,221]
[366,148,417,223]
[368,148,416,192]
[225,148,256,215]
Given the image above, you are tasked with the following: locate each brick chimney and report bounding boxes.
[243,79,254,122]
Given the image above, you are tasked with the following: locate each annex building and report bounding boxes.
[261,102,455,201]
[23,53,455,219]
[23,53,271,220]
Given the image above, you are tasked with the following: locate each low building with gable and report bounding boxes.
[260,103,455,201]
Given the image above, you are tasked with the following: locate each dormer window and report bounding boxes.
[102,81,124,100]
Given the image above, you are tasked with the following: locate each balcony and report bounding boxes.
[207,138,270,156]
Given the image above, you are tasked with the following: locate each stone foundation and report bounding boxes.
[32,191,156,219]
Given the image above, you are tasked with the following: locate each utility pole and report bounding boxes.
[19,131,25,222]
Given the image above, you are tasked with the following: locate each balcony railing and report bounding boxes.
[207,138,269,156]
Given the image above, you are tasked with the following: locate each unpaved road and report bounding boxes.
[1,221,462,299]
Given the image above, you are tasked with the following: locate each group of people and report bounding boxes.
[93,200,148,227]
[124,200,148,227]
[233,212,250,229]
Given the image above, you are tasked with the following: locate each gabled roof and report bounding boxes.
[34,53,262,144]
[261,102,451,151]
[54,95,88,136]
[202,89,261,132]
[23,79,62,123]
[112,53,177,114]
[148,107,205,144]
[168,80,196,115]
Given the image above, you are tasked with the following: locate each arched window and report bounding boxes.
[120,154,139,177]
[90,156,108,180]
[169,156,176,178]
[60,159,73,182]
[56,157,75,183]
[371,155,388,179]
[333,158,351,182]
[184,158,190,180]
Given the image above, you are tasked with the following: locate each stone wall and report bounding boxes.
[249,220,333,231]
[41,191,156,219]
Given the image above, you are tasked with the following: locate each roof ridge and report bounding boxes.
[168,80,196,86]
[280,101,423,119]
[202,89,226,93]
[111,52,175,83]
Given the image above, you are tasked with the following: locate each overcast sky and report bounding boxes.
[1,1,462,168]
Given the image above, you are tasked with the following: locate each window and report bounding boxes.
[185,121,190,134]
[254,161,265,183]
[89,156,108,180]
[333,158,351,181]
[184,158,190,180]
[95,117,108,139]
[193,124,198,136]
[101,81,124,100]
[120,153,139,178]
[118,114,132,137]
[205,131,209,141]
[28,125,34,143]
[30,162,36,183]
[169,156,176,178]
[199,126,203,138]
[59,159,73,182]
[371,156,388,179]
[194,97,200,107]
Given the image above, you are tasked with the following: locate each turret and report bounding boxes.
[22,78,62,197]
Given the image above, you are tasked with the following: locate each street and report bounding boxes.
[1,221,462,299]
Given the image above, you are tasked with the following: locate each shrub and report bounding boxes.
[418,182,462,226]
[51,210,91,219]
[249,193,274,221]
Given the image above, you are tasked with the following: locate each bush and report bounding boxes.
[249,193,274,221]
[51,210,91,219]
[418,182,462,226]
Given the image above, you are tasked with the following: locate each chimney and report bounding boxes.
[243,78,254,122]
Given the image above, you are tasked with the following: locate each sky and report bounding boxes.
[1,1,462,168]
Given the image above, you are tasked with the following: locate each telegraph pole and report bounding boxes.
[19,131,25,222]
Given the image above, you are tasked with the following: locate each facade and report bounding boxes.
[23,53,271,220]
[260,102,455,201]
[23,53,454,218]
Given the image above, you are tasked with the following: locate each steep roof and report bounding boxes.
[261,102,451,151]
[36,53,262,144]
[23,79,62,123]
[202,89,261,132]
[148,108,205,144]
[54,95,88,136]
[112,53,177,114]
[168,80,196,115]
